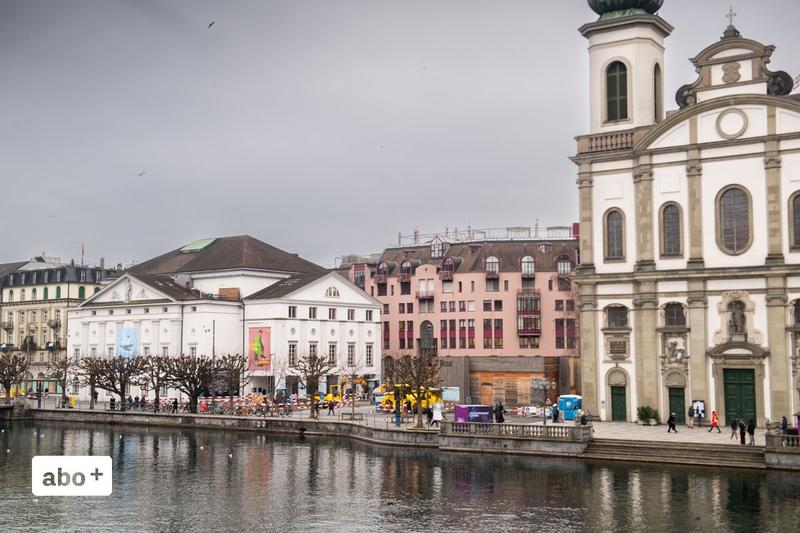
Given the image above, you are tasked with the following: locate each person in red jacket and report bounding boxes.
[708,410,721,433]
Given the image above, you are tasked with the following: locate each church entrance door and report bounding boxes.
[610,386,626,421]
[668,387,685,424]
[723,369,756,425]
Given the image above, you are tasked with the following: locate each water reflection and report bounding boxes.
[1,420,799,532]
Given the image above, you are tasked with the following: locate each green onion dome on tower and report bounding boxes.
[588,0,663,20]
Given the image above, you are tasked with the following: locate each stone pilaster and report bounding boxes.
[687,280,708,410]
[577,163,595,273]
[633,280,659,409]
[766,275,790,419]
[686,148,704,269]
[634,158,655,272]
[578,281,598,413]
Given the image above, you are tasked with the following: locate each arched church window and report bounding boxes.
[661,203,682,256]
[717,186,751,254]
[607,306,629,328]
[654,64,662,122]
[606,61,628,121]
[605,209,625,260]
[664,303,685,327]
[790,192,800,249]
[325,287,340,298]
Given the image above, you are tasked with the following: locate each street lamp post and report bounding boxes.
[532,378,557,426]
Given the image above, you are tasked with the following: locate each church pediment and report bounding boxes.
[707,341,769,359]
[635,95,800,151]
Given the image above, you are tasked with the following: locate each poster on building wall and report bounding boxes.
[115,327,140,358]
[248,327,271,370]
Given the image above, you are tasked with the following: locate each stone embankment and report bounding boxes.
[8,407,800,471]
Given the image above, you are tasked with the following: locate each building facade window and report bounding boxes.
[288,343,297,367]
[660,202,683,256]
[606,61,628,121]
[288,305,297,318]
[605,209,625,260]
[78,286,86,299]
[557,255,571,275]
[325,286,340,298]
[717,186,751,254]
[328,308,337,320]
[366,310,373,321]
[328,343,337,364]
[665,303,686,327]
[365,344,373,367]
[55,286,61,299]
[347,343,355,366]
[607,306,629,328]
[309,307,317,319]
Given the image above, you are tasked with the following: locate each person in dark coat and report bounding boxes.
[687,405,695,428]
[667,413,678,433]
[746,419,756,446]
[172,398,179,414]
[109,397,116,411]
[730,417,739,440]
[496,402,505,424]
[781,416,789,434]
[426,407,433,427]
[552,404,559,424]
[739,419,746,445]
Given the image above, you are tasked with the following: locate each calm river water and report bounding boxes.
[1,420,799,532]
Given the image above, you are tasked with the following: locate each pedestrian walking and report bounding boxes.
[746,419,756,446]
[552,404,560,424]
[667,413,678,433]
[739,419,746,445]
[426,407,433,427]
[708,411,721,433]
[730,417,739,439]
[110,397,116,411]
[172,398,178,414]
[687,405,695,428]
[127,396,133,410]
[781,416,789,434]
[694,407,701,428]
[496,402,505,424]
[327,400,335,416]
[432,406,443,428]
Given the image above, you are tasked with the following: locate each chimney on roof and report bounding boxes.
[100,257,105,269]
[185,280,193,290]
[116,263,123,272]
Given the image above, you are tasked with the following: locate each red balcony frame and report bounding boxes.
[517,327,541,336]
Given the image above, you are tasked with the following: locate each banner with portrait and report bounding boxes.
[248,327,271,370]
[115,327,140,358]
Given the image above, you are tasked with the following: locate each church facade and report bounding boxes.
[574,0,800,426]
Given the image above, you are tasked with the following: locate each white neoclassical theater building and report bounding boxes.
[574,0,800,426]
[66,235,381,401]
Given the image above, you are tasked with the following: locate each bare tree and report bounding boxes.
[47,354,76,408]
[140,355,173,411]
[76,357,104,409]
[270,358,290,400]
[294,350,334,405]
[167,355,215,413]
[0,352,28,404]
[338,356,364,419]
[215,354,252,409]
[96,356,145,412]
[392,353,442,428]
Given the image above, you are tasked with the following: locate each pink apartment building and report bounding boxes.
[341,226,580,406]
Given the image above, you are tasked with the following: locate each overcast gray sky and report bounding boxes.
[1,0,798,268]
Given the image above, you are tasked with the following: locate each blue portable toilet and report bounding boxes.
[558,395,582,421]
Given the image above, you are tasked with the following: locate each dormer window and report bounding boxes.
[430,238,445,259]
[485,256,499,274]
[556,255,571,275]
[325,286,340,298]
[521,256,535,277]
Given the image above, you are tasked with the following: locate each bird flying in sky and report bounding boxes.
[208,21,215,29]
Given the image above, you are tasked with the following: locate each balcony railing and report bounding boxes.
[374,273,387,284]
[416,290,435,300]
[397,272,411,283]
[417,340,438,357]
[439,270,453,281]
[0,321,13,331]
[0,343,14,351]
[517,288,540,296]
[521,271,535,279]
[47,319,61,329]
[517,309,541,317]
[517,327,542,336]
[485,270,499,279]
[580,130,635,153]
